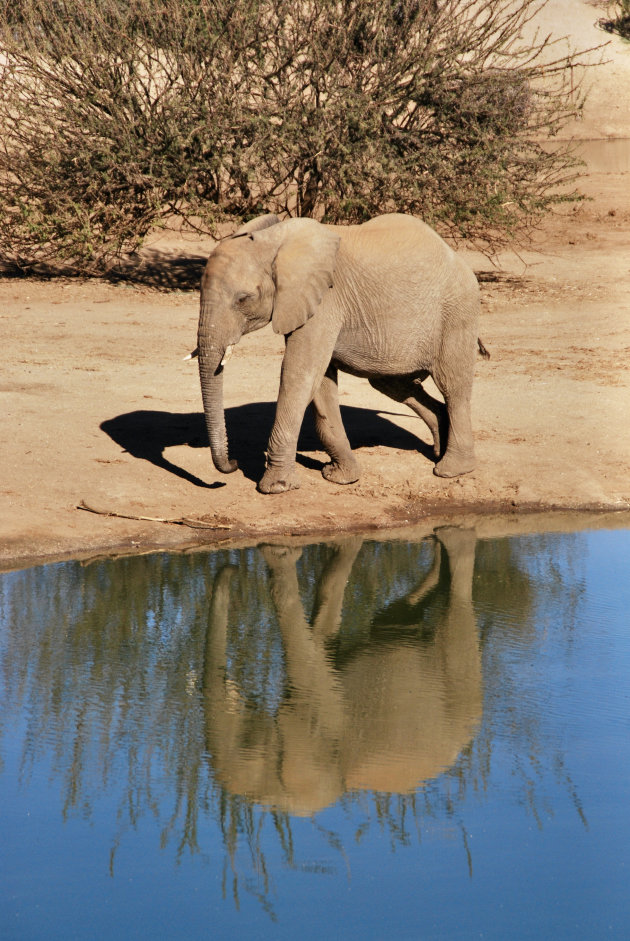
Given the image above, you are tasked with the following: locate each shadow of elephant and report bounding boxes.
[101,403,433,487]
[202,526,482,816]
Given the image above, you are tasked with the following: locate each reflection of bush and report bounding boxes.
[0,529,586,904]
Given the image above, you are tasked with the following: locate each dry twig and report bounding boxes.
[77,500,232,530]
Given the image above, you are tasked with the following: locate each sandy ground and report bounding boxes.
[2,0,630,571]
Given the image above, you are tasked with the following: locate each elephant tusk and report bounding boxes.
[183,347,199,361]
[220,344,235,367]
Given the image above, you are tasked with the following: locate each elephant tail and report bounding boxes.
[477,337,490,360]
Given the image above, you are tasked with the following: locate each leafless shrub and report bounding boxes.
[0,0,600,271]
[599,0,630,37]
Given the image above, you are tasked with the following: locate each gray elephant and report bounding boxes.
[197,212,482,494]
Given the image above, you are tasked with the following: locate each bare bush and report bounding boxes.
[599,0,630,37]
[0,0,598,271]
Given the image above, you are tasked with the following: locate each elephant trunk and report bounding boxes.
[198,306,239,475]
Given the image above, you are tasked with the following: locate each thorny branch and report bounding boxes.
[0,0,603,270]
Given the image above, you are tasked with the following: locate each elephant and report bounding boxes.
[197,212,483,494]
[202,527,482,815]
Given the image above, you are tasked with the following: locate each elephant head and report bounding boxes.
[197,214,340,475]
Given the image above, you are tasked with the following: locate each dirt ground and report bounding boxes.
[2,1,630,571]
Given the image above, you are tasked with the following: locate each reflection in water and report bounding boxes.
[1,531,482,826]
[1,526,629,939]
[205,528,480,814]
[0,531,548,837]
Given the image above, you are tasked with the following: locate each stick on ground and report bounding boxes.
[77,500,231,530]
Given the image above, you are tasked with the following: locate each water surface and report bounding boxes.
[1,525,629,939]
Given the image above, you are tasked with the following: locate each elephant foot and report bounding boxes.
[258,465,301,494]
[260,544,303,566]
[433,450,475,478]
[322,458,360,485]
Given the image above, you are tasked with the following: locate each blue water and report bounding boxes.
[0,526,629,939]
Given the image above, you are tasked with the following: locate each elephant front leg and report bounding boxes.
[258,325,337,494]
[312,366,360,485]
[258,433,303,495]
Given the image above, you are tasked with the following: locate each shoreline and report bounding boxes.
[4,503,630,574]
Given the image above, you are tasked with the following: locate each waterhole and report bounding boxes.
[1,522,629,939]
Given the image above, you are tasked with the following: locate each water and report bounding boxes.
[1,524,629,940]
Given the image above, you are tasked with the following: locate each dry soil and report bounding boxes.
[2,0,630,570]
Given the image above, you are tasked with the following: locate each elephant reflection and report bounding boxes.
[203,527,481,816]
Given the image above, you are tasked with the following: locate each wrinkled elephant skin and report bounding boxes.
[197,213,481,493]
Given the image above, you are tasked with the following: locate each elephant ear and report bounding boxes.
[230,213,280,239]
[270,219,340,335]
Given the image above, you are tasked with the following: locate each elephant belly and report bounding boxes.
[333,328,432,378]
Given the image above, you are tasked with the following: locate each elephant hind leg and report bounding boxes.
[368,375,447,459]
[311,365,360,485]
[432,361,476,478]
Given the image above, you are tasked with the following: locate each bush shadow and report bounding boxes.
[0,248,208,291]
[101,402,434,487]
[105,250,207,290]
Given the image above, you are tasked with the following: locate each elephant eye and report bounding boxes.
[235,291,254,306]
